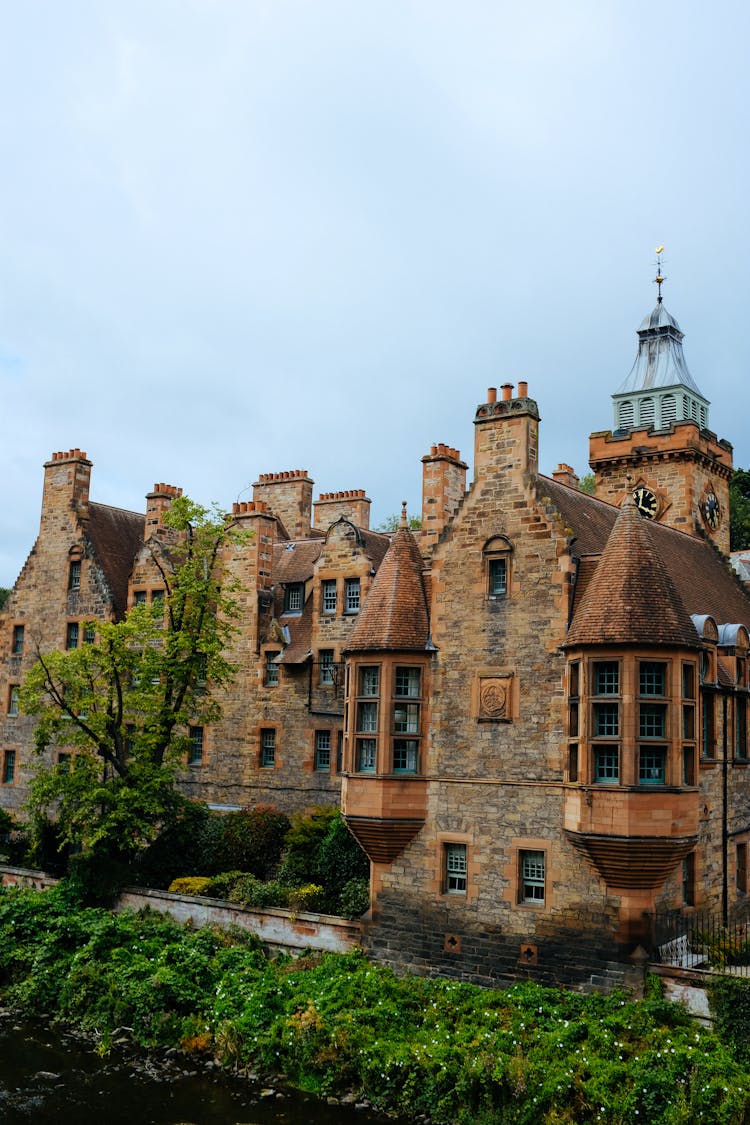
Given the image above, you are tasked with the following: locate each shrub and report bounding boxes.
[213,806,291,880]
[168,876,213,896]
[132,801,221,888]
[316,813,369,911]
[226,874,289,909]
[276,806,338,886]
[337,877,370,919]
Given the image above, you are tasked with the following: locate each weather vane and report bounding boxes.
[654,246,666,304]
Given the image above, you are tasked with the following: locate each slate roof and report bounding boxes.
[86,502,144,619]
[538,476,750,646]
[344,525,429,652]
[563,497,700,648]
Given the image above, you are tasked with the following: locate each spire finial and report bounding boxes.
[653,246,666,304]
[400,501,408,527]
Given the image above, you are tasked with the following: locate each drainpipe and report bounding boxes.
[723,692,729,926]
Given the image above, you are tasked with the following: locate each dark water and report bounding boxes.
[0,1020,406,1125]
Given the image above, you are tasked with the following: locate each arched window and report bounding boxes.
[483,536,513,600]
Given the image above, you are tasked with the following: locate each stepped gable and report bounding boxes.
[86,502,144,618]
[345,524,429,652]
[564,496,699,648]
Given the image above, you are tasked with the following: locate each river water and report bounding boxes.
[0,1019,407,1125]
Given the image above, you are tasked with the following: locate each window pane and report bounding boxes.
[357,738,376,772]
[260,729,276,767]
[445,843,467,893]
[285,584,303,612]
[12,626,24,654]
[682,745,695,786]
[319,650,335,685]
[357,702,378,733]
[265,653,279,686]
[640,704,666,739]
[188,726,203,765]
[393,740,418,772]
[66,622,79,650]
[594,746,619,783]
[488,557,507,596]
[345,578,360,613]
[315,730,331,771]
[682,663,696,700]
[639,746,666,784]
[702,695,715,757]
[640,662,666,696]
[593,702,619,737]
[2,750,15,784]
[322,580,337,613]
[69,561,81,590]
[521,850,545,902]
[395,668,421,698]
[393,702,419,733]
[594,662,618,695]
[8,687,19,717]
[359,667,379,696]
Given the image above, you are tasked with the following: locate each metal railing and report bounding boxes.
[654,903,750,975]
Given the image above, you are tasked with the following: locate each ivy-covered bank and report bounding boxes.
[2,885,750,1125]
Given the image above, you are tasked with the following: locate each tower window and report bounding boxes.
[660,394,676,426]
[639,397,655,427]
[618,400,634,428]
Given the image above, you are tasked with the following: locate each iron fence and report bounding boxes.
[654,902,750,975]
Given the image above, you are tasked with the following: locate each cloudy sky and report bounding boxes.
[2,1,749,585]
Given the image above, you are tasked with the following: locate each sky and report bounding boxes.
[2,0,749,586]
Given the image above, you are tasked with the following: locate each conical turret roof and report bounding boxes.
[345,524,429,652]
[565,496,700,648]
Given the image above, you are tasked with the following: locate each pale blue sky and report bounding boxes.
[2,1,749,584]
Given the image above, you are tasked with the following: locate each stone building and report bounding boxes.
[1,291,749,988]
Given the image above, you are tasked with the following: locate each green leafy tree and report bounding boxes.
[578,471,596,495]
[730,468,750,551]
[21,497,246,871]
[375,512,422,532]
[0,588,10,610]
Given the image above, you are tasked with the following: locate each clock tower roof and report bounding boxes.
[615,302,707,400]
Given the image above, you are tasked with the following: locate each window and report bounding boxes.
[393,702,419,733]
[639,746,666,785]
[683,853,695,907]
[265,651,280,687]
[444,843,467,894]
[83,623,95,645]
[568,744,579,782]
[314,730,331,771]
[356,738,376,772]
[702,694,716,758]
[359,667,379,696]
[284,583,304,614]
[195,653,208,687]
[618,400,634,427]
[640,662,666,696]
[639,397,655,427]
[8,686,19,717]
[593,703,619,737]
[519,850,545,903]
[393,739,418,772]
[682,663,696,699]
[322,579,337,614]
[319,650,335,686]
[357,701,378,733]
[11,625,24,655]
[682,705,695,740]
[737,697,748,760]
[594,662,619,695]
[345,577,360,614]
[738,843,748,894]
[2,751,16,784]
[640,704,666,739]
[134,591,147,605]
[57,752,71,773]
[484,537,512,600]
[68,560,81,591]
[594,745,619,783]
[260,729,276,768]
[488,557,507,597]
[66,622,79,650]
[682,746,696,786]
[188,726,203,766]
[395,667,421,698]
[151,590,165,621]
[661,394,676,426]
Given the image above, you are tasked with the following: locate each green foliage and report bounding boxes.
[709,975,750,1063]
[168,876,213,896]
[730,468,750,551]
[277,806,339,885]
[212,805,291,879]
[337,877,370,919]
[578,472,596,495]
[375,512,422,532]
[20,497,248,884]
[131,800,221,888]
[0,808,30,865]
[0,587,10,610]
[2,886,750,1123]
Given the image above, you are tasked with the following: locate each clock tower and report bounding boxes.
[589,259,733,555]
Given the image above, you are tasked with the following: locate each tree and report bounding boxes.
[375,512,422,532]
[730,469,750,551]
[21,497,246,872]
[578,472,596,495]
[0,588,10,610]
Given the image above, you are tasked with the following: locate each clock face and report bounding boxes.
[633,485,658,519]
[702,491,721,530]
